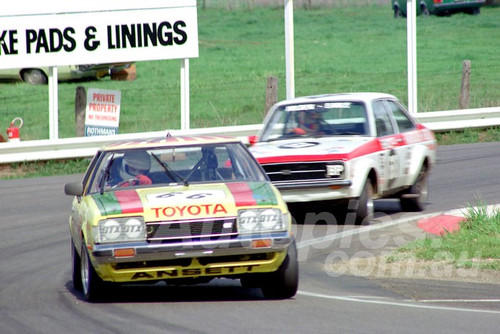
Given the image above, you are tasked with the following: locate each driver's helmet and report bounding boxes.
[297,110,323,131]
[120,150,151,180]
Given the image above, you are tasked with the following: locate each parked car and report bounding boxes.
[64,135,298,302]
[248,93,437,224]
[0,63,132,85]
[393,0,485,17]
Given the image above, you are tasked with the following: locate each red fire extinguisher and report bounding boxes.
[7,117,23,142]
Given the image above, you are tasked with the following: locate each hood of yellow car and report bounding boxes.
[90,181,280,221]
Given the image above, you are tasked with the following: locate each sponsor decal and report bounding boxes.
[131,264,259,280]
[92,190,143,215]
[151,203,227,218]
[226,182,278,206]
[278,141,319,149]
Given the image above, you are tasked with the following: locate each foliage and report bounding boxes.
[1,5,499,141]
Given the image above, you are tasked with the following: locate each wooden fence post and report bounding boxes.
[460,60,471,109]
[75,86,86,137]
[266,76,278,117]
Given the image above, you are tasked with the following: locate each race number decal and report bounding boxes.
[147,190,226,205]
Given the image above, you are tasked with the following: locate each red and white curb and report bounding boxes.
[417,205,500,236]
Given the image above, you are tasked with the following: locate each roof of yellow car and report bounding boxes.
[100,134,240,151]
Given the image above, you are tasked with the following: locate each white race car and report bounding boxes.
[249,93,437,224]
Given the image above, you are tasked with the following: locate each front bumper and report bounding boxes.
[274,180,354,203]
[90,232,293,283]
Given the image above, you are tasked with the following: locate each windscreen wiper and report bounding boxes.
[151,153,189,186]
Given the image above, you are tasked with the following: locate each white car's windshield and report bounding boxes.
[259,101,369,142]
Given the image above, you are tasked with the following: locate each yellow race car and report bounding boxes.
[64,135,298,302]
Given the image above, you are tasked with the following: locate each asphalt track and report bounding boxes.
[0,142,499,333]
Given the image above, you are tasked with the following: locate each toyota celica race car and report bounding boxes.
[248,93,437,224]
[64,135,298,302]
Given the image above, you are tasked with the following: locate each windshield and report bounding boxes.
[259,101,369,142]
[87,142,267,193]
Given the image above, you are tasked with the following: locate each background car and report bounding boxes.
[64,135,298,302]
[0,62,132,85]
[393,0,485,17]
[249,93,437,224]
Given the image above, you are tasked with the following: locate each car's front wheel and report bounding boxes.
[260,241,299,299]
[400,165,428,212]
[352,180,374,224]
[80,242,106,302]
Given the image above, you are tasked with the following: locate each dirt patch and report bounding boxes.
[327,254,500,284]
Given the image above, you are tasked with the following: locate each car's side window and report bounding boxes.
[386,100,415,132]
[372,101,395,137]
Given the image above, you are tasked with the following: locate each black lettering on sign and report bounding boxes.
[0,30,19,55]
[107,21,188,50]
[84,26,100,51]
[25,28,77,54]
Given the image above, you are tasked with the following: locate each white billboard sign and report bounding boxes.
[0,1,198,69]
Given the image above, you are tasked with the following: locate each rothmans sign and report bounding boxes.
[0,0,199,69]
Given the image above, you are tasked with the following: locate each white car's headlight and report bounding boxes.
[95,217,146,243]
[237,208,287,234]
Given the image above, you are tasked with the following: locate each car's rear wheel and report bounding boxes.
[394,6,402,18]
[71,239,83,291]
[421,5,430,16]
[260,241,299,299]
[80,243,106,302]
[21,68,48,85]
[400,165,428,212]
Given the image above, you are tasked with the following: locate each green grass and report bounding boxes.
[1,5,499,140]
[390,202,500,270]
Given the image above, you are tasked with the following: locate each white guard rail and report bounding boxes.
[0,106,499,164]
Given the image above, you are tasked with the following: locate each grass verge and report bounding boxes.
[390,203,500,271]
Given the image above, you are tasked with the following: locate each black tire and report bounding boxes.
[400,166,428,212]
[394,6,402,18]
[80,243,106,302]
[260,241,299,299]
[71,239,83,291]
[21,68,48,85]
[352,180,374,225]
[421,5,430,16]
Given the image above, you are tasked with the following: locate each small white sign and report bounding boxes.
[85,88,121,136]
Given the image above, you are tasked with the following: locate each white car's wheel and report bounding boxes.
[400,166,428,212]
[353,181,374,224]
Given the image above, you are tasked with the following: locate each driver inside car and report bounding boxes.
[292,110,325,136]
[110,150,153,187]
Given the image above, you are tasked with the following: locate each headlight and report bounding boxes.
[326,162,345,178]
[237,208,286,234]
[95,217,146,243]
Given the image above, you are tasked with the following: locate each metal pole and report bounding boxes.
[407,0,417,114]
[180,58,190,130]
[284,0,295,100]
[48,66,59,139]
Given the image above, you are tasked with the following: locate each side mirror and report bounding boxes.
[64,182,84,196]
[248,135,258,146]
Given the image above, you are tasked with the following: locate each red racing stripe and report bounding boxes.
[114,190,144,214]
[227,183,257,206]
